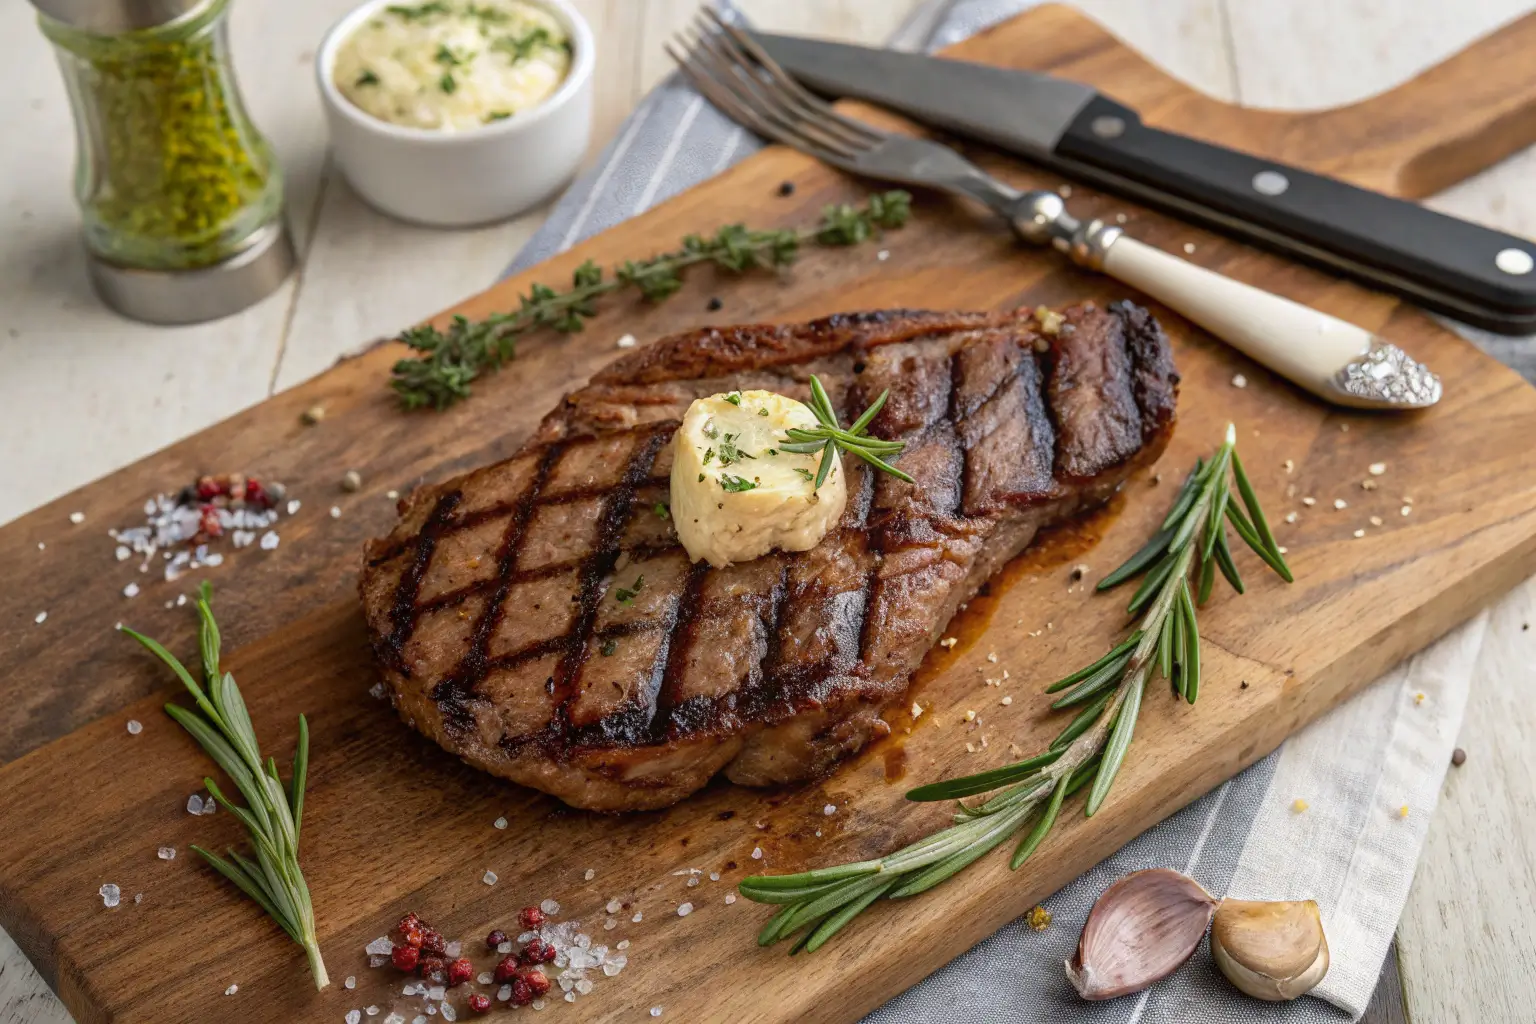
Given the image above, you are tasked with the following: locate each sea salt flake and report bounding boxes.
[70,512,85,524]
[347,1012,362,1024]
[1353,529,1366,538]
[115,545,131,561]
[1231,373,1247,388]
[651,1008,663,1017]
[686,877,699,887]
[439,1005,456,1022]
[910,702,923,719]
[478,972,493,985]
[1368,462,1387,476]
[99,883,120,907]
[1334,498,1348,510]
[616,333,637,349]
[575,979,594,995]
[584,868,595,881]
[345,976,357,990]
[1284,512,1298,524]
[157,846,175,860]
[123,582,140,598]
[604,917,617,930]
[564,993,576,1003]
[187,794,204,814]
[1001,696,1013,706]
[427,985,446,1000]
[540,898,561,915]
[617,939,630,950]
[483,870,498,885]
[877,249,890,261]
[498,984,513,1002]
[385,1015,407,1024]
[365,936,394,956]
[1401,505,1412,517]
[34,611,47,625]
[575,933,591,949]
[494,816,508,829]
[497,941,513,954]
[1302,496,1316,506]
[751,846,763,860]
[133,892,143,904]
[823,804,837,816]
[367,1009,380,1018]
[606,898,622,914]
[330,506,342,519]
[225,984,238,996]
[369,682,387,700]
[725,893,737,905]
[445,940,461,957]
[259,531,279,551]
[530,1001,544,1011]
[708,872,719,881]
[631,911,643,923]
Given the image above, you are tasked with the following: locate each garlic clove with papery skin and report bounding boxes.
[1210,898,1330,1001]
[1065,868,1219,1000]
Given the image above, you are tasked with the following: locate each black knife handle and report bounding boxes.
[1056,96,1536,332]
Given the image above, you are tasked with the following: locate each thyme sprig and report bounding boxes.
[122,583,328,989]
[390,191,912,410]
[780,375,912,487]
[739,424,1291,954]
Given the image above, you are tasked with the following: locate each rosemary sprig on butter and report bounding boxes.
[739,425,1291,954]
[122,583,328,989]
[390,190,912,410]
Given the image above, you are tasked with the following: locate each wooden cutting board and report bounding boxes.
[5,5,1536,1022]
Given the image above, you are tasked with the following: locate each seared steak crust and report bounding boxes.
[360,304,1178,811]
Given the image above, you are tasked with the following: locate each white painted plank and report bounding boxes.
[1224,0,1529,108]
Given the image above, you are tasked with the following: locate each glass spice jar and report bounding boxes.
[32,0,295,323]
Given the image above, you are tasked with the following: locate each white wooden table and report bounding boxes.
[2,2,1533,1021]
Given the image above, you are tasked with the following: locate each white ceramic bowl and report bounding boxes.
[315,0,594,227]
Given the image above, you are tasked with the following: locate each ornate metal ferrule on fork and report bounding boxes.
[669,9,1442,412]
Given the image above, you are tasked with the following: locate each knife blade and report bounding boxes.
[751,31,1536,335]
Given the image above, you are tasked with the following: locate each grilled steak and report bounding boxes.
[360,303,1178,811]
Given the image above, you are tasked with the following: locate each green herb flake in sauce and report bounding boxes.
[757,408,770,416]
[439,72,458,94]
[483,110,513,123]
[599,638,618,657]
[355,69,381,87]
[724,392,742,406]
[653,503,670,520]
[793,468,814,482]
[720,475,758,493]
[386,2,452,21]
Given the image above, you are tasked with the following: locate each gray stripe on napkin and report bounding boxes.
[499,3,1477,1022]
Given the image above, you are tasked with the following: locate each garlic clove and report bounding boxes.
[1065,868,1219,1000]
[1210,898,1330,1001]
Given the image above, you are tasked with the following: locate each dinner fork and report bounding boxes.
[668,11,1441,411]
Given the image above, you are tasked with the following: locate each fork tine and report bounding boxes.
[673,30,863,161]
[697,9,886,145]
[686,28,865,156]
[667,38,852,167]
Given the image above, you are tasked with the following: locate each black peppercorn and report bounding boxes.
[777,180,796,197]
[706,296,723,311]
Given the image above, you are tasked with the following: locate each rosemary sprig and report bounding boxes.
[779,375,911,487]
[739,424,1291,953]
[122,583,328,990]
[390,191,913,410]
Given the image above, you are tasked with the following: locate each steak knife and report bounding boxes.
[751,32,1536,335]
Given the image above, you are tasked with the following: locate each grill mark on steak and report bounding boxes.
[380,491,462,671]
[547,429,672,742]
[360,304,1179,811]
[430,444,563,729]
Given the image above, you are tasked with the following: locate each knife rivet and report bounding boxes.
[1495,248,1534,275]
[1090,115,1125,139]
[1252,170,1289,196]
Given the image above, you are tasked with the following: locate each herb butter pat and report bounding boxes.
[334,1,571,131]
[671,390,845,568]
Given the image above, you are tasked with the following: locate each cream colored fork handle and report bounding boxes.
[1101,236,1376,404]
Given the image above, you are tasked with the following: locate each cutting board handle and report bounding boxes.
[1321,9,1536,199]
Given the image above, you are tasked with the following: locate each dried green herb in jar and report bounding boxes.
[39,0,283,271]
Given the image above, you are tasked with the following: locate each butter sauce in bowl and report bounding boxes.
[317,0,593,226]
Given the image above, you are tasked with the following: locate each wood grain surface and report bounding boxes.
[4,5,1536,1023]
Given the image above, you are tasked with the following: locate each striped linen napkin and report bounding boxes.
[503,2,1487,1019]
